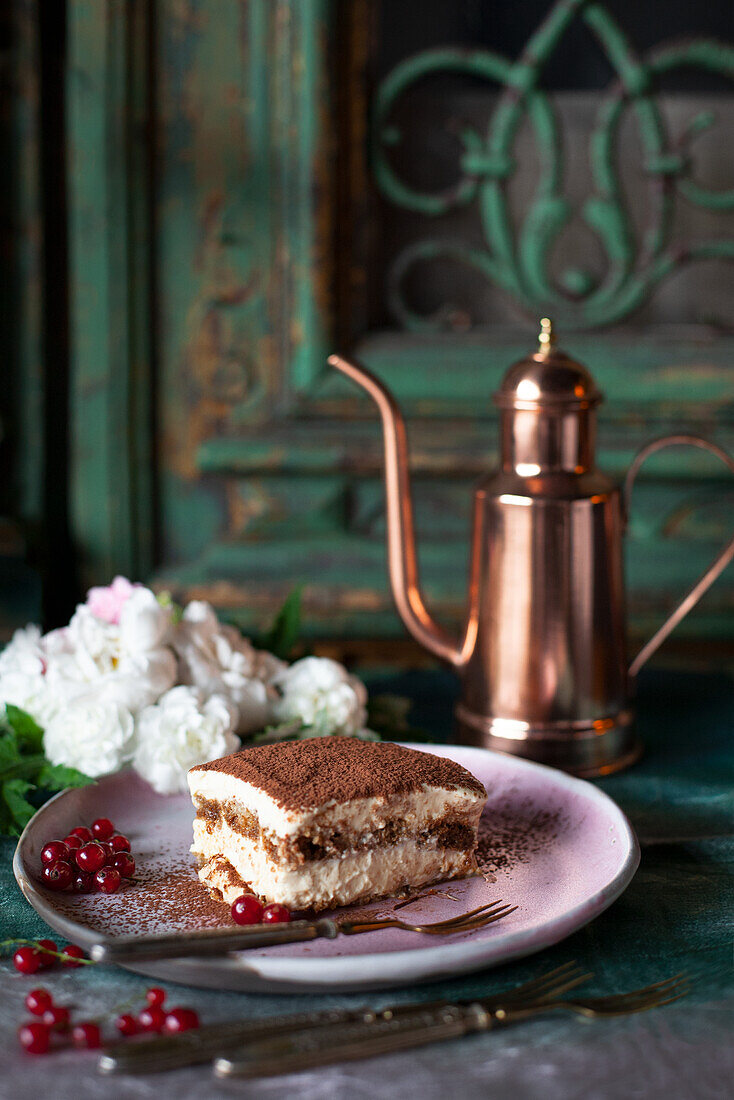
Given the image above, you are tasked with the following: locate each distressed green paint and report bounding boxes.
[275,0,335,397]
[9,0,44,529]
[196,430,734,482]
[67,0,153,586]
[156,529,734,642]
[61,1,734,650]
[372,0,734,330]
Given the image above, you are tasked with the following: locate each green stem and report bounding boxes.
[1,938,97,965]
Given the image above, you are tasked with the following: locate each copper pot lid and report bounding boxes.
[494,319,603,411]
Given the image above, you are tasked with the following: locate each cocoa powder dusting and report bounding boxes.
[476,800,565,877]
[49,852,236,936]
[36,789,568,941]
[190,737,486,809]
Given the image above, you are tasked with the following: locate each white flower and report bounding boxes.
[43,697,135,778]
[172,601,284,735]
[0,625,45,675]
[119,588,172,652]
[55,590,177,714]
[0,626,55,725]
[271,657,367,736]
[133,685,239,795]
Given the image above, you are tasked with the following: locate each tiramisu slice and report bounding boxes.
[187,737,487,911]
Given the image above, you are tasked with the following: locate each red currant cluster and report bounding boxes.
[114,987,199,1038]
[40,818,135,895]
[17,985,200,1055]
[230,894,291,925]
[18,987,101,1054]
[12,939,86,974]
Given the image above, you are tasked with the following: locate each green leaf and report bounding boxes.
[263,587,302,660]
[1,779,37,835]
[0,730,21,772]
[37,763,94,791]
[4,705,44,752]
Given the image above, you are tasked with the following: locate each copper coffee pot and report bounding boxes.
[329,321,734,776]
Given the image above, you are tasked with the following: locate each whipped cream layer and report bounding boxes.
[193,817,477,910]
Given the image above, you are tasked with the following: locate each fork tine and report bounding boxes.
[505,962,586,1003]
[453,904,519,929]
[587,989,689,1017]
[403,901,505,930]
[580,974,689,1010]
[404,902,511,933]
[499,961,583,1004]
[507,969,594,1005]
[420,904,518,934]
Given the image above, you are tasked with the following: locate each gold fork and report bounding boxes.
[98,960,589,1076]
[340,900,518,936]
[213,972,690,1079]
[90,900,517,964]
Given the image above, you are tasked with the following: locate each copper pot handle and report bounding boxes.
[624,434,734,678]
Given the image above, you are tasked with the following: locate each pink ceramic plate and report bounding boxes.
[13,744,638,993]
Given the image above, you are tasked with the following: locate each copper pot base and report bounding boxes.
[455,705,643,779]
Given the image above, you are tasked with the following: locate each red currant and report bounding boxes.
[94,866,121,894]
[18,1021,51,1054]
[115,1013,138,1037]
[262,903,291,924]
[138,1005,166,1032]
[72,1022,102,1049]
[98,842,115,864]
[76,842,106,873]
[36,939,58,968]
[231,894,264,925]
[111,852,135,878]
[60,944,85,968]
[163,1007,199,1033]
[70,826,93,843]
[41,840,69,865]
[145,987,166,1008]
[42,859,74,891]
[91,817,115,841]
[42,1004,70,1032]
[13,946,42,974]
[109,833,131,853]
[25,988,53,1016]
[63,834,83,851]
[72,870,94,894]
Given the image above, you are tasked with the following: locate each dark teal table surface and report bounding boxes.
[1,668,732,1099]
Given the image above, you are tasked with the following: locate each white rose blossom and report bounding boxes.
[43,697,136,778]
[0,625,55,726]
[133,685,239,795]
[51,591,177,714]
[172,601,285,734]
[271,656,367,736]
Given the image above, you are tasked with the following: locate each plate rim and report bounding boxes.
[13,745,640,991]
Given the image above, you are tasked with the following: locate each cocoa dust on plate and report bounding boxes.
[37,798,567,938]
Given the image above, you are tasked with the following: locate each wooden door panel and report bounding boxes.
[62,0,734,651]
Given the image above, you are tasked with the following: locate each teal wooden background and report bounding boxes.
[3,0,734,655]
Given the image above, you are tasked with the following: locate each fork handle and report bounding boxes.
[214,1003,493,1079]
[89,919,339,963]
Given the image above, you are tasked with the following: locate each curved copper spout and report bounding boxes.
[329,355,474,668]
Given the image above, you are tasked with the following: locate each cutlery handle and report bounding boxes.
[89,919,339,963]
[214,1003,492,1079]
[98,999,439,1075]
